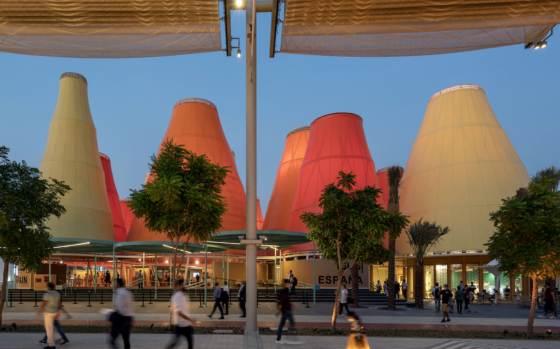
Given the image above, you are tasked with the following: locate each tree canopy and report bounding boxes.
[129,140,230,282]
[300,171,408,329]
[0,146,70,325]
[486,176,560,335]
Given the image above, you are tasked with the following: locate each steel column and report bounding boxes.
[313,242,316,305]
[204,244,208,307]
[94,253,97,293]
[155,253,158,299]
[142,253,145,288]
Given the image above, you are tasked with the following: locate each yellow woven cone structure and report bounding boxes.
[397,85,530,255]
[39,72,114,242]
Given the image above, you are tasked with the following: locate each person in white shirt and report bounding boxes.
[402,280,409,300]
[222,282,230,316]
[459,281,465,291]
[36,282,61,349]
[166,279,196,349]
[286,270,293,280]
[339,284,349,316]
[110,279,134,349]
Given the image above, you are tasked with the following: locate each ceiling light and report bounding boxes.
[541,40,548,48]
[237,49,241,58]
[195,260,199,264]
[236,0,242,8]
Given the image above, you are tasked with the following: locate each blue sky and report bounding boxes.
[1,13,559,216]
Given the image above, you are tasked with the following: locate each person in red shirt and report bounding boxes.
[275,279,295,344]
[539,282,557,319]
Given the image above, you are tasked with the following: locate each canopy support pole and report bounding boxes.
[112,245,116,306]
[155,253,157,299]
[227,248,230,289]
[313,242,316,306]
[94,253,97,293]
[274,248,277,293]
[48,255,51,283]
[204,244,208,307]
[142,253,145,288]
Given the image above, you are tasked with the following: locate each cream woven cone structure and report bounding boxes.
[396,85,530,255]
[39,73,115,242]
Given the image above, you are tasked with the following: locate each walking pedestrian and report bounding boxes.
[458,280,465,291]
[286,270,293,280]
[440,284,452,323]
[36,282,61,349]
[222,281,230,315]
[339,284,349,317]
[138,270,143,290]
[394,281,400,299]
[376,280,382,293]
[110,278,134,349]
[105,270,111,287]
[208,282,224,319]
[402,280,408,300]
[276,279,295,345]
[39,292,71,346]
[432,283,441,312]
[166,279,196,349]
[291,275,298,296]
[455,286,464,314]
[539,282,557,319]
[383,281,388,295]
[238,281,246,318]
[464,287,471,313]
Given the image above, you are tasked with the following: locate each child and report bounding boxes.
[449,295,455,313]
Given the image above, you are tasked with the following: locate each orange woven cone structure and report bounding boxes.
[397,85,530,254]
[119,198,134,236]
[286,113,382,251]
[100,153,127,242]
[127,98,246,242]
[262,126,310,232]
[256,197,264,230]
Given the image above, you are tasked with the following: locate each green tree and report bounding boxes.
[386,165,404,310]
[301,171,408,330]
[486,176,560,336]
[0,146,70,325]
[404,219,449,309]
[129,140,229,285]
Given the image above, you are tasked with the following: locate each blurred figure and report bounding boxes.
[276,279,295,345]
[402,280,408,300]
[222,281,230,315]
[166,279,197,349]
[110,279,134,349]
[35,282,61,349]
[238,281,246,318]
[208,282,224,319]
[346,312,370,349]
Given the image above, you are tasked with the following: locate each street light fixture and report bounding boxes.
[232,37,241,58]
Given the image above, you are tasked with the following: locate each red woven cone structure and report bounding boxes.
[256,197,264,230]
[262,126,310,231]
[100,153,127,242]
[119,198,134,236]
[127,98,246,242]
[285,113,382,252]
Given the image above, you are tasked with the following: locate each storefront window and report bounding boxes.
[450,264,462,289]
[499,272,511,300]
[466,264,479,291]
[424,265,434,298]
[483,270,495,294]
[435,265,447,287]
[514,275,522,299]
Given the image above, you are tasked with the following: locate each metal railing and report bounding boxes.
[127,278,144,291]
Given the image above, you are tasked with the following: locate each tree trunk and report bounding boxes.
[0,260,9,325]
[414,260,424,309]
[331,272,343,331]
[527,274,538,336]
[387,238,396,310]
[351,263,359,308]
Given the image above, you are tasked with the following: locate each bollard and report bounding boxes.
[302,286,306,304]
[19,290,23,304]
[266,284,269,297]
[149,289,152,305]
[100,290,104,305]
[305,292,310,308]
[168,291,171,307]
[8,289,13,307]
[257,292,260,308]
[198,292,203,308]
[33,291,38,307]
[141,291,145,307]
[73,290,77,304]
[87,291,92,307]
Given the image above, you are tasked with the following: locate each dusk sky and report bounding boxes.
[1,13,559,215]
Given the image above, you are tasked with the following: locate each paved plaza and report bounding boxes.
[0,333,557,349]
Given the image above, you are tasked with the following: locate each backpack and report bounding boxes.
[292,277,298,286]
[433,287,440,298]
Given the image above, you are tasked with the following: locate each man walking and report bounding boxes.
[39,291,71,346]
[291,275,298,296]
[383,280,388,295]
[238,281,246,318]
[105,270,111,287]
[402,280,408,300]
[459,280,465,291]
[110,279,134,349]
[432,283,441,312]
[455,286,464,314]
[394,281,400,299]
[166,279,196,349]
[440,284,452,323]
[36,282,61,349]
[539,282,557,319]
[276,279,295,345]
[339,284,349,317]
[208,282,224,319]
[222,281,230,316]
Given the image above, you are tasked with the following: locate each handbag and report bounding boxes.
[108,310,120,325]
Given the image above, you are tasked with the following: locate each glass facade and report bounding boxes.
[435,264,447,288]
[483,269,495,294]
[466,264,480,291]
[499,272,511,300]
[450,264,462,289]
[424,265,434,298]
[514,275,522,300]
